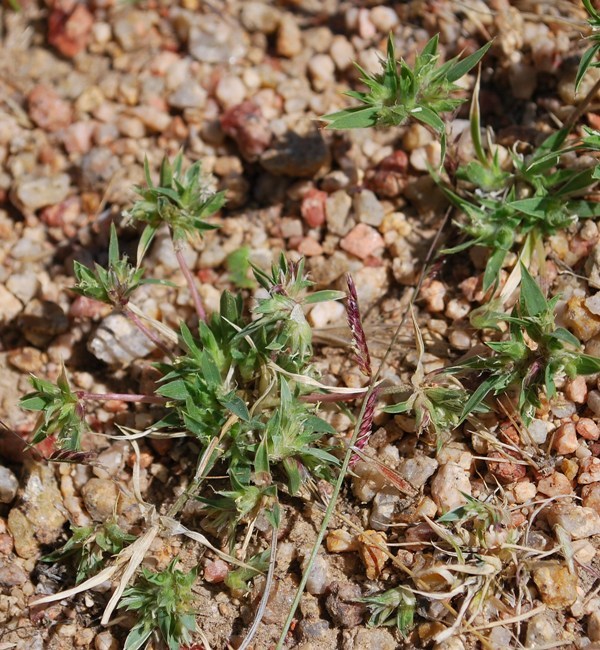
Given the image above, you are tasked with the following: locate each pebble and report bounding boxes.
[7,464,67,558]
[28,85,72,132]
[421,280,447,313]
[330,35,355,71]
[370,490,399,530]
[308,54,335,92]
[216,76,247,110]
[449,329,472,350]
[95,631,119,650]
[221,101,272,162]
[553,422,578,455]
[589,390,600,416]
[204,558,229,583]
[261,121,329,177]
[240,2,280,33]
[168,82,207,109]
[301,188,327,228]
[0,286,22,323]
[370,6,399,31]
[340,224,384,260]
[0,466,19,504]
[326,529,358,553]
[353,189,385,227]
[94,443,127,479]
[576,418,600,440]
[304,554,330,595]
[537,472,573,497]
[525,612,561,647]
[325,582,364,628]
[0,559,28,587]
[589,611,600,642]
[276,13,302,58]
[397,455,438,489]
[430,462,471,514]
[354,628,396,650]
[582,483,600,514]
[578,457,600,484]
[325,190,353,236]
[546,503,600,539]
[81,478,118,522]
[487,451,527,483]
[113,10,153,51]
[188,17,247,64]
[513,480,537,503]
[563,296,600,341]
[132,106,171,132]
[528,419,552,444]
[11,174,71,212]
[565,376,587,403]
[48,4,94,58]
[88,313,157,366]
[550,399,577,419]
[308,300,346,328]
[6,271,39,304]
[532,563,578,609]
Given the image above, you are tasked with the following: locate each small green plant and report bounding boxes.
[445,265,600,424]
[44,520,136,584]
[361,585,416,637]
[125,153,225,321]
[226,246,255,289]
[441,113,600,291]
[322,34,491,161]
[118,559,197,650]
[576,0,600,91]
[21,366,86,450]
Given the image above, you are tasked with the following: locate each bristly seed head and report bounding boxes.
[345,274,372,378]
[350,386,379,467]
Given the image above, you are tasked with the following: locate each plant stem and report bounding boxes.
[562,75,600,134]
[123,307,175,359]
[174,244,206,322]
[77,391,168,404]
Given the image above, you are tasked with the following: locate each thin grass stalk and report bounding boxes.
[275,209,452,650]
[77,391,168,404]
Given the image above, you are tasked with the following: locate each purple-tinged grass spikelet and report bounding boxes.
[345,274,372,378]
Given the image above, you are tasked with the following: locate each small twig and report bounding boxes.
[174,244,206,321]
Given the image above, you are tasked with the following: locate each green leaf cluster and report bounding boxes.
[125,152,225,249]
[442,115,600,291]
[362,585,416,637]
[72,224,165,307]
[446,266,600,424]
[119,559,197,650]
[322,35,491,161]
[576,0,600,91]
[43,520,136,584]
[20,366,85,450]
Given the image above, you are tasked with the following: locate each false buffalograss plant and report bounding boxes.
[322,34,491,162]
[445,265,600,425]
[22,154,346,648]
[440,79,600,292]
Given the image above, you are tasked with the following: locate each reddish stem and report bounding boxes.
[77,391,168,404]
[123,307,174,359]
[174,246,206,321]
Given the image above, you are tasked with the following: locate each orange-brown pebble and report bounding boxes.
[577,418,600,441]
[552,422,578,455]
[537,472,573,497]
[357,530,388,580]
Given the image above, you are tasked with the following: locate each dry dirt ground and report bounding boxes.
[1,1,600,649]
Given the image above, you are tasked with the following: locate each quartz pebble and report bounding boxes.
[340,224,385,259]
[204,558,229,583]
[578,457,600,484]
[28,85,72,132]
[577,418,600,440]
[0,286,22,323]
[552,422,578,455]
[11,174,71,212]
[430,462,471,514]
[546,503,600,539]
[0,466,19,504]
[537,472,573,497]
[353,189,385,227]
[81,478,118,522]
[533,564,578,609]
[357,530,388,579]
[326,190,353,236]
[88,313,156,366]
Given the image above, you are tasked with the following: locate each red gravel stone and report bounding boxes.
[48,4,94,58]
[28,85,73,132]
